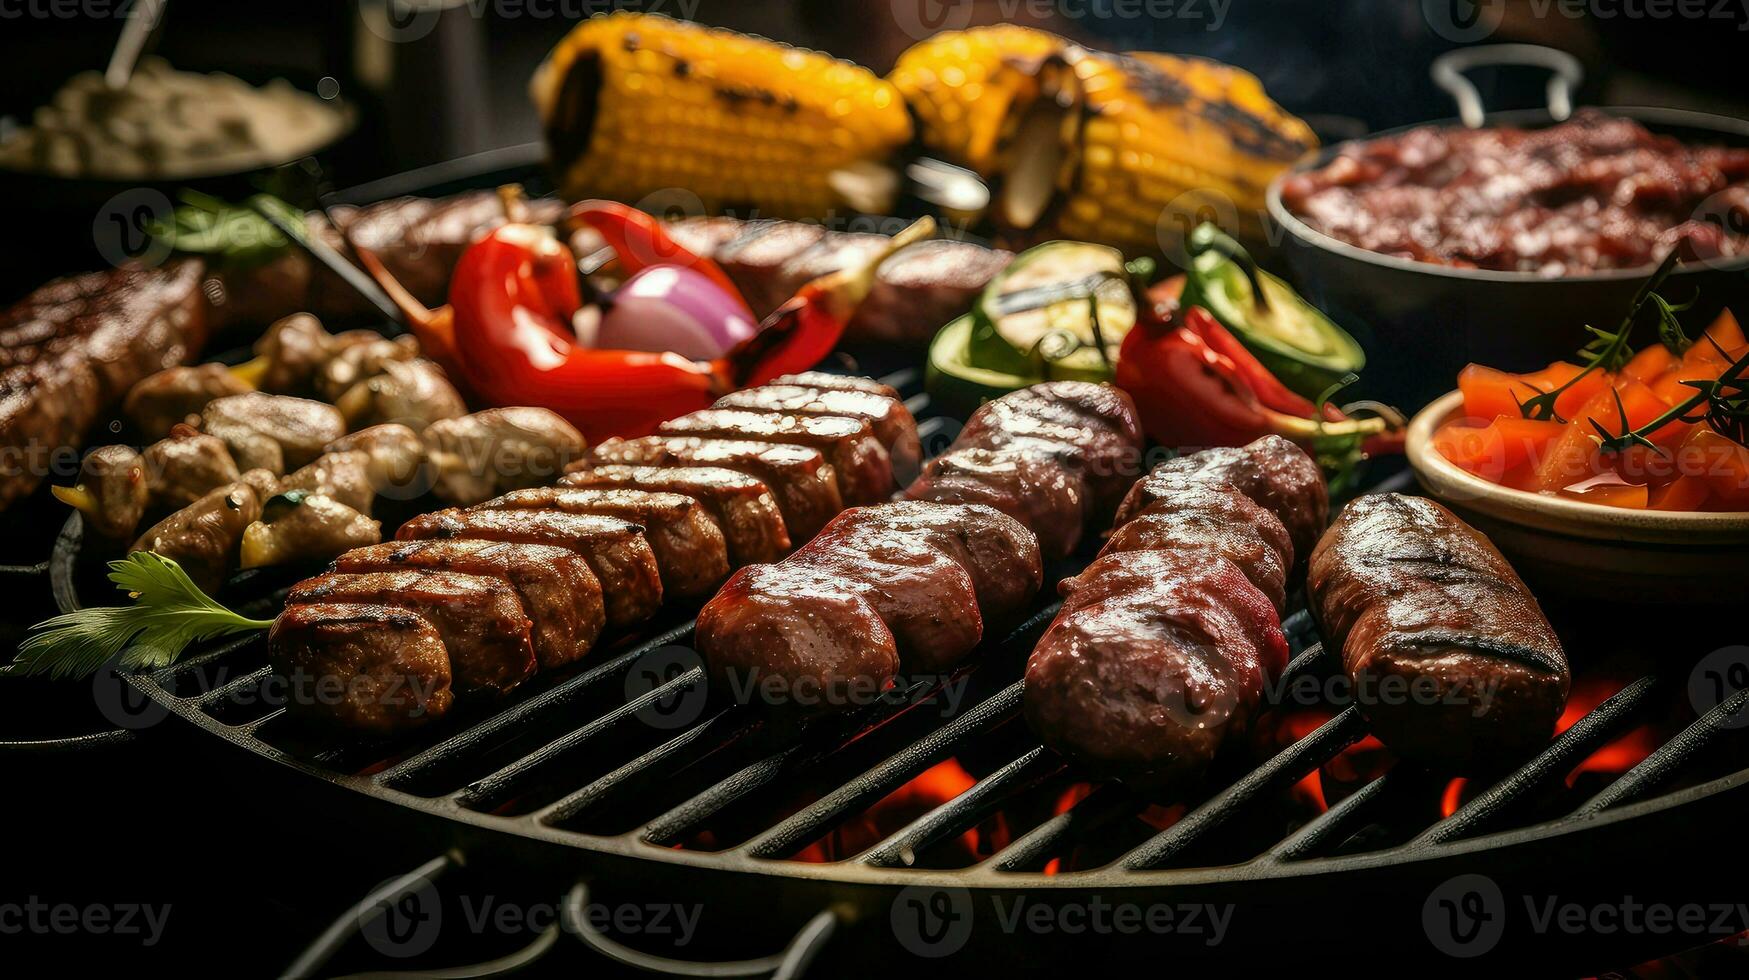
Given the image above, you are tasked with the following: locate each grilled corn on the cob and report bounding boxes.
[531,12,913,219]
[891,26,1317,255]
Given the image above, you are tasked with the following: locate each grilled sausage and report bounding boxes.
[396,508,662,630]
[1100,478,1294,614]
[697,502,1040,714]
[336,539,605,671]
[287,570,537,695]
[955,381,1146,523]
[1025,550,1289,794]
[1118,435,1327,563]
[905,382,1145,558]
[582,436,842,543]
[269,603,455,735]
[1307,494,1570,770]
[658,409,893,506]
[562,464,790,567]
[475,487,731,601]
[712,384,921,484]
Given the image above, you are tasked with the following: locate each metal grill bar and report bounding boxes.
[375,623,694,791]
[856,745,1063,868]
[1576,685,1749,816]
[456,668,705,811]
[1261,772,1397,864]
[192,665,274,711]
[1116,706,1368,872]
[736,683,1025,859]
[1409,675,1660,848]
[534,707,750,827]
[979,783,1138,873]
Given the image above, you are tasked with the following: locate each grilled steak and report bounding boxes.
[659,409,893,505]
[288,570,537,695]
[269,603,455,735]
[582,436,842,542]
[1308,493,1570,771]
[336,539,605,671]
[475,487,731,601]
[396,508,662,629]
[0,261,208,509]
[562,464,790,566]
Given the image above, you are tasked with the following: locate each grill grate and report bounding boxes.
[79,366,1748,897]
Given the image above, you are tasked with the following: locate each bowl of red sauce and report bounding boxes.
[1404,307,1749,604]
[1268,107,1749,409]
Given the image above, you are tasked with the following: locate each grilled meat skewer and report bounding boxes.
[581,437,842,544]
[562,465,790,567]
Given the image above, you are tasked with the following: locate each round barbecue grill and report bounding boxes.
[17,155,1749,977]
[38,367,1749,978]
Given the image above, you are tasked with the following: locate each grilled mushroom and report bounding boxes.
[130,480,264,593]
[202,392,346,474]
[53,445,148,541]
[123,363,254,440]
[422,408,587,505]
[334,358,466,431]
[140,426,241,512]
[240,490,381,570]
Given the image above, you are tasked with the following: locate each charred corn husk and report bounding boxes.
[531,12,913,219]
[891,27,1317,255]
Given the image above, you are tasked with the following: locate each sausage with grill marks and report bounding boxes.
[1307,493,1570,770]
[561,464,790,566]
[696,502,1040,714]
[269,603,455,735]
[713,384,921,484]
[396,508,662,630]
[334,539,605,671]
[658,409,893,506]
[1024,550,1289,794]
[286,570,537,695]
[1100,478,1294,614]
[1117,434,1327,563]
[579,437,841,544]
[474,487,731,601]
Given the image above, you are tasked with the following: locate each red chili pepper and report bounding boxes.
[569,199,750,313]
[354,201,935,442]
[1117,289,1390,451]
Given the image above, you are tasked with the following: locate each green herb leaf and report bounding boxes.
[4,553,273,681]
[148,190,303,273]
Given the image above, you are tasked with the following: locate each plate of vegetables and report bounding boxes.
[1407,253,1749,603]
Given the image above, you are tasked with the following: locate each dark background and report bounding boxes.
[3,1,1747,975]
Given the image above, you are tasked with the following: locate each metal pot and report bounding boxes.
[1265,45,1749,409]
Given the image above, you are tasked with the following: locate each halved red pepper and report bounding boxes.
[1116,289,1397,452]
[352,197,934,441]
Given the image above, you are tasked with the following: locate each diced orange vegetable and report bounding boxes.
[1433,417,1566,481]
[1649,474,1711,512]
[1529,422,1601,494]
[1683,428,1749,505]
[1573,380,1686,447]
[1704,308,1745,352]
[1621,344,1676,383]
[1456,361,1610,422]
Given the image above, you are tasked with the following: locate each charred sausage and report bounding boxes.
[1307,493,1570,770]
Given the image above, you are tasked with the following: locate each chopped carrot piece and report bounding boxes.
[1530,423,1601,494]
[1683,428,1749,506]
[1649,474,1711,512]
[1433,417,1565,481]
[1703,308,1745,352]
[1574,380,1687,447]
[1456,361,1610,422]
[1621,344,1676,383]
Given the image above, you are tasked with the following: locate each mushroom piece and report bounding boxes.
[243,313,334,395]
[123,363,254,440]
[335,358,466,431]
[54,445,148,541]
[202,392,346,473]
[326,423,429,499]
[422,408,588,506]
[316,335,420,403]
[130,480,264,593]
[280,450,376,515]
[240,491,381,569]
[140,426,241,511]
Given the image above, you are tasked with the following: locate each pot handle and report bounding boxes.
[564,882,839,979]
[1430,44,1584,129]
